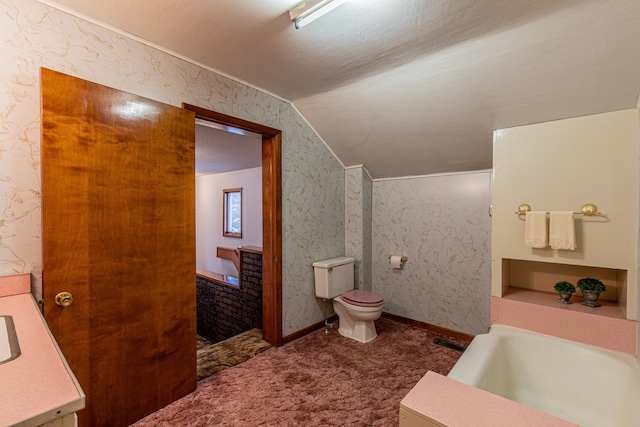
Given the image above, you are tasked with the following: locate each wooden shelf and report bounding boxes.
[239,245,262,254]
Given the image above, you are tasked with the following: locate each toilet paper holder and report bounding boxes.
[388,255,408,268]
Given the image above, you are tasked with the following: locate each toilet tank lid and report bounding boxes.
[312,257,355,269]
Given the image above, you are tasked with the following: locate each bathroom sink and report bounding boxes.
[0,315,21,364]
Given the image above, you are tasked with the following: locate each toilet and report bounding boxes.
[313,257,384,343]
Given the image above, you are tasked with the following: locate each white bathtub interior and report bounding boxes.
[448,325,640,427]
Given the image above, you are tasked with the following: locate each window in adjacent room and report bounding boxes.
[223,188,242,238]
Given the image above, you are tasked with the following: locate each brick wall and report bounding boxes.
[196,250,262,343]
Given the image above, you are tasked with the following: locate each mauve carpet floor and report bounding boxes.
[131,318,467,427]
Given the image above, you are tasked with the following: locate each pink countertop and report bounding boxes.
[400,371,578,427]
[0,275,85,426]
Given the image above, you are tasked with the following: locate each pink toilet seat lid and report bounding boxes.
[341,290,384,307]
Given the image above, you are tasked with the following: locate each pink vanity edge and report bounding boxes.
[0,273,85,426]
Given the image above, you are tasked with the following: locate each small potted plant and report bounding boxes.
[553,281,576,304]
[576,277,606,307]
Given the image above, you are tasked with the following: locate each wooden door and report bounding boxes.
[41,68,196,427]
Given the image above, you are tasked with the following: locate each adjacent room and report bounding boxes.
[1,0,640,426]
[193,119,273,380]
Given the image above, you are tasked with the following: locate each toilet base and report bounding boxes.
[337,321,378,343]
[333,296,382,343]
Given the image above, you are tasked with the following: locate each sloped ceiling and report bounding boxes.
[195,124,262,176]
[42,0,640,178]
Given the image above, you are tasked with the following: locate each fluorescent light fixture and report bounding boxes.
[288,0,349,29]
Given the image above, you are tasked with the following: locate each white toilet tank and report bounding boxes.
[313,257,355,299]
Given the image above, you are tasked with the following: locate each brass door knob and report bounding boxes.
[55,291,74,308]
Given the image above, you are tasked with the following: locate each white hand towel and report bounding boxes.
[525,211,548,248]
[549,211,576,250]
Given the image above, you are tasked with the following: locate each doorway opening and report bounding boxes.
[183,104,283,348]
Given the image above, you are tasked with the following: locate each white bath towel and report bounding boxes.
[524,211,548,248]
[549,211,576,250]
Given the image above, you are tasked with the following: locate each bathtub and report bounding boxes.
[447,325,640,427]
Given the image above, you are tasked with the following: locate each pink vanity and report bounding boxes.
[0,274,85,426]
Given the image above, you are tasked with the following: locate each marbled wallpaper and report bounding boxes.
[372,172,492,335]
[362,168,372,290]
[345,166,372,291]
[345,167,364,289]
[0,0,344,335]
[280,102,345,334]
[637,99,640,361]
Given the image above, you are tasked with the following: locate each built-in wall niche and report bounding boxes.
[502,258,626,304]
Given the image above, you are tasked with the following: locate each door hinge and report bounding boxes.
[273,256,279,263]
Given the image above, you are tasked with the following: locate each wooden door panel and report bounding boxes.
[41,68,196,427]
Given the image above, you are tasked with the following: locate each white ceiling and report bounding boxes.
[44,0,640,179]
